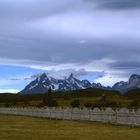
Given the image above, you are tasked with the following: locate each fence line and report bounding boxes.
[0,107,140,126]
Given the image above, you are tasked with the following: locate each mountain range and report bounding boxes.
[112,74,140,93]
[19,73,140,94]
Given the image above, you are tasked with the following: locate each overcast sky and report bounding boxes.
[0,0,140,93]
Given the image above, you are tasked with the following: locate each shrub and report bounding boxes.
[130,100,139,107]
[51,100,58,107]
[104,101,118,107]
[5,103,10,107]
[63,94,71,100]
[85,101,119,108]
[23,101,30,106]
[40,100,58,107]
[84,102,97,108]
[71,99,80,108]
[37,102,45,107]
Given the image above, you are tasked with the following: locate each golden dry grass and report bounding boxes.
[0,115,140,140]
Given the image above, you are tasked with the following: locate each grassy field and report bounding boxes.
[0,115,140,140]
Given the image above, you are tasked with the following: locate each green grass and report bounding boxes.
[0,115,140,140]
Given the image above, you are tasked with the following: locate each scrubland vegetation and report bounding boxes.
[0,88,139,108]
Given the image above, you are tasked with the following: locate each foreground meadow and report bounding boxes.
[0,115,140,140]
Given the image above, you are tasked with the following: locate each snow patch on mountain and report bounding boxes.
[19,73,140,94]
[112,74,140,93]
[19,73,104,94]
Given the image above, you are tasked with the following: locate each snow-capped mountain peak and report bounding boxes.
[19,73,103,94]
[112,74,140,93]
[68,73,74,79]
[19,73,140,94]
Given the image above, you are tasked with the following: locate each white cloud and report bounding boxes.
[0,89,20,93]
[95,73,128,86]
[78,40,87,44]
[0,0,139,88]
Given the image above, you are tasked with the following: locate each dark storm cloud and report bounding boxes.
[0,0,139,80]
[0,35,139,66]
[88,0,140,10]
[109,61,140,69]
[108,61,140,78]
